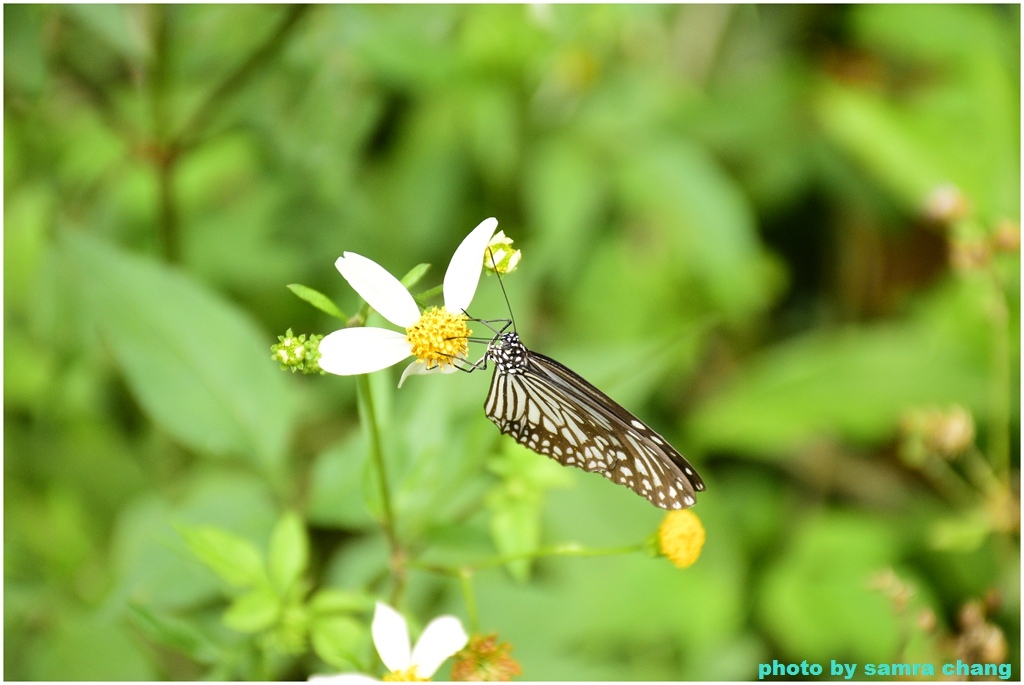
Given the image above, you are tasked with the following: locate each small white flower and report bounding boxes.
[482,230,521,274]
[310,602,469,683]
[318,218,498,386]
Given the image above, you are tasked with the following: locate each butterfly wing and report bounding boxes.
[484,351,704,510]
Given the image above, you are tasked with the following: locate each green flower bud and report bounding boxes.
[271,329,325,375]
[483,231,521,274]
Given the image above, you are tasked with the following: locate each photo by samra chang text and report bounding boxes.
[758,659,1014,680]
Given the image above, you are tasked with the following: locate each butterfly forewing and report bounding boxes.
[484,333,704,510]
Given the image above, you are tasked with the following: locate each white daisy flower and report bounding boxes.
[318,218,498,386]
[310,601,469,683]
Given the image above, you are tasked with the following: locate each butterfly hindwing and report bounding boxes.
[483,333,703,510]
[525,350,705,490]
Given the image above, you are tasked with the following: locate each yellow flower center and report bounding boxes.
[405,307,471,369]
[383,667,428,682]
[658,510,705,569]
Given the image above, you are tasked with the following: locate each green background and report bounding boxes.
[4,4,1020,680]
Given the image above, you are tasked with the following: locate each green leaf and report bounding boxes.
[488,493,539,583]
[127,603,223,664]
[310,615,367,670]
[489,441,573,490]
[63,5,147,61]
[268,511,309,594]
[486,444,567,581]
[61,232,293,471]
[287,283,347,320]
[815,83,942,212]
[178,525,267,588]
[4,5,49,95]
[929,507,992,552]
[400,263,431,289]
[223,587,282,634]
[27,609,157,680]
[110,471,279,609]
[757,513,901,663]
[688,283,991,457]
[466,84,520,187]
[309,588,373,616]
[523,138,605,288]
[617,138,772,319]
[306,437,376,530]
[815,5,1019,226]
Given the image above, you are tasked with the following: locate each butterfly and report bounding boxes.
[476,321,705,510]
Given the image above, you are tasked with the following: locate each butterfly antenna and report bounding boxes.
[486,246,517,332]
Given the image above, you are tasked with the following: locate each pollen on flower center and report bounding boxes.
[405,307,471,369]
[383,667,428,682]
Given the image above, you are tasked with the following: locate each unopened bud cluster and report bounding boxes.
[271,329,325,375]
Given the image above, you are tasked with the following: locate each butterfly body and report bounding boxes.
[483,331,704,510]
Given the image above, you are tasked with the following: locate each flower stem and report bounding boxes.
[458,569,479,633]
[175,5,310,152]
[356,374,404,598]
[986,276,1011,482]
[474,542,648,570]
[919,454,977,506]
[149,7,180,264]
[408,543,644,630]
[962,446,1003,498]
[409,541,647,577]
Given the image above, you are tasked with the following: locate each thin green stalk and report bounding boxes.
[410,541,647,577]
[156,154,180,264]
[175,5,311,151]
[472,542,648,571]
[356,375,401,577]
[149,6,181,263]
[147,6,310,262]
[919,454,978,506]
[962,447,1003,499]
[458,569,479,633]
[987,278,1011,481]
[410,542,645,631]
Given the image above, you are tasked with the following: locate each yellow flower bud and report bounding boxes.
[657,509,705,569]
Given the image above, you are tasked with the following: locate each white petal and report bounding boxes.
[397,361,430,388]
[443,217,498,314]
[336,252,420,327]
[371,602,411,674]
[410,615,469,678]
[318,328,412,375]
[308,674,380,684]
[397,360,460,388]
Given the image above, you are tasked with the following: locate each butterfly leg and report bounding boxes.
[441,349,492,374]
[463,315,513,338]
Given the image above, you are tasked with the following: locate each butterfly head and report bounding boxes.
[487,332,528,374]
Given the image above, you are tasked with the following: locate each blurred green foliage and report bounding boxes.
[4,4,1019,680]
